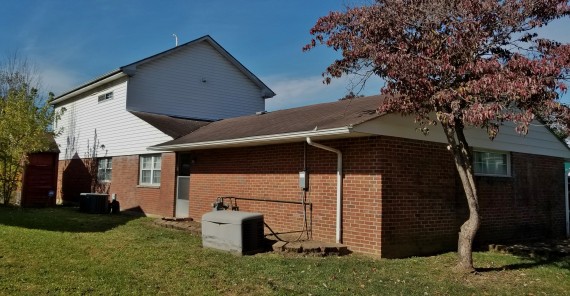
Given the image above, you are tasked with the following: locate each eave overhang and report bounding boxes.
[148,127,367,151]
[50,70,126,105]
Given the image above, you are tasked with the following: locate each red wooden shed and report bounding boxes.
[20,135,60,207]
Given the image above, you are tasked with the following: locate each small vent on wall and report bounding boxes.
[98,91,114,103]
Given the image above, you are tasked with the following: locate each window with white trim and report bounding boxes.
[140,154,161,185]
[97,158,112,182]
[473,150,511,177]
[98,91,113,103]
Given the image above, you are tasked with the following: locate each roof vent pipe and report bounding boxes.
[172,34,179,46]
[306,137,343,244]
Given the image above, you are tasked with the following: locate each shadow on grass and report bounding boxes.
[0,205,143,233]
[477,254,570,273]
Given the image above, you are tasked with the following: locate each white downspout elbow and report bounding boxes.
[306,137,343,244]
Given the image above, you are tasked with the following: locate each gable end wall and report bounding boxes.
[126,41,265,120]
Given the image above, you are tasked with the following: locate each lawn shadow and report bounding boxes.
[477,258,568,272]
[0,206,143,233]
[476,252,570,273]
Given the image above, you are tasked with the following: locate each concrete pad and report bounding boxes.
[272,241,288,252]
[284,241,304,253]
[300,241,324,254]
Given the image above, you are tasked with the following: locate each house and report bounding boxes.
[148,95,570,258]
[51,35,275,214]
[53,34,569,258]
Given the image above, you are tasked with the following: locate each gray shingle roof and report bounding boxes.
[130,111,211,139]
[153,95,385,148]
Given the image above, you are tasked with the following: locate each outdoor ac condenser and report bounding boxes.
[202,211,264,255]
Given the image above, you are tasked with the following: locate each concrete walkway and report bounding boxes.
[154,217,349,256]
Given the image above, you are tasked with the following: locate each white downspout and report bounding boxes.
[306,137,343,244]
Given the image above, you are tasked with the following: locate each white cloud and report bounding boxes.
[263,74,383,111]
[37,64,82,96]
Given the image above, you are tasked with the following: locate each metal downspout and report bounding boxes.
[306,137,343,244]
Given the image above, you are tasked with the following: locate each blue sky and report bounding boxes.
[1,0,569,111]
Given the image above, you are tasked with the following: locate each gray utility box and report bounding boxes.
[202,211,264,255]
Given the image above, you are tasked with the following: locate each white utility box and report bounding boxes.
[202,211,264,255]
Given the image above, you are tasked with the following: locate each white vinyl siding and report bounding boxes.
[54,79,173,160]
[140,154,161,185]
[353,114,570,159]
[126,41,265,120]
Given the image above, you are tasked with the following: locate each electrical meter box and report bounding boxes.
[202,211,264,255]
[299,171,309,190]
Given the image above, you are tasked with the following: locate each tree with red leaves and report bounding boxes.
[305,0,570,272]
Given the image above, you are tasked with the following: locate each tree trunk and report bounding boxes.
[441,121,481,273]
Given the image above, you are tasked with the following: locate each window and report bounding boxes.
[140,154,161,186]
[473,150,511,177]
[97,158,112,182]
[98,91,113,103]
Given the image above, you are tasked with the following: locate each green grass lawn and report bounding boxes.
[0,207,568,295]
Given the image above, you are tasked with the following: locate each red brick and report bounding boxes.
[56,152,175,217]
[55,135,566,258]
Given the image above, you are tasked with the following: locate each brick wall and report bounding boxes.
[55,134,567,257]
[57,157,92,204]
[187,135,567,258]
[475,152,566,244]
[376,137,566,258]
[56,152,176,217]
[378,137,459,258]
[188,138,382,255]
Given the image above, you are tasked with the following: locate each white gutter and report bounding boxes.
[50,72,127,105]
[149,127,355,151]
[306,137,343,244]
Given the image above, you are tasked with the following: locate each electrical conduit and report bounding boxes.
[306,137,343,244]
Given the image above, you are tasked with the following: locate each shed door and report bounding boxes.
[21,153,58,207]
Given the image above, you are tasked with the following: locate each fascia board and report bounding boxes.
[50,72,127,105]
[149,127,354,151]
[203,38,276,98]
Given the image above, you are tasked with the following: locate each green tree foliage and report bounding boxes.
[0,56,61,205]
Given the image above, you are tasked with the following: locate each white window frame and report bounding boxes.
[473,149,511,177]
[98,91,113,103]
[97,158,112,182]
[139,154,161,186]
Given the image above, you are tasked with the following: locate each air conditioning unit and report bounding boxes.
[202,211,264,255]
[79,193,109,214]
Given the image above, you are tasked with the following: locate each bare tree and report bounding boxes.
[0,53,60,205]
